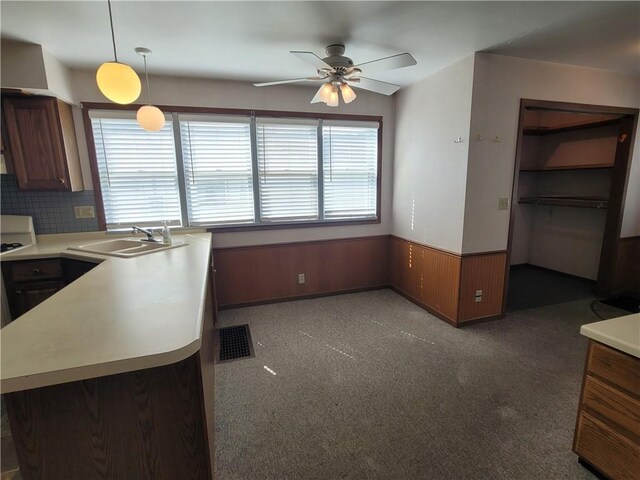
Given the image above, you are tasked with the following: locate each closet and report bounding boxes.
[507,100,636,311]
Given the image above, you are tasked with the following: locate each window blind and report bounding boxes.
[180,116,255,225]
[90,116,182,229]
[256,119,319,222]
[322,125,378,219]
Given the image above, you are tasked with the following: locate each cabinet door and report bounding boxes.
[62,258,98,284]
[2,96,70,190]
[8,280,65,319]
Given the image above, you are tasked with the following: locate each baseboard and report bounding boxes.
[218,285,388,310]
[388,286,459,327]
[457,313,505,326]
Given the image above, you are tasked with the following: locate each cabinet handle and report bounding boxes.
[58,178,65,184]
[32,268,41,274]
[15,290,22,295]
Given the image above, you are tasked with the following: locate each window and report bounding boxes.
[88,108,380,230]
[90,111,182,229]
[323,122,378,219]
[180,115,254,226]
[256,119,319,222]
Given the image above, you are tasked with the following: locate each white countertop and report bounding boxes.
[0,231,212,393]
[580,313,640,359]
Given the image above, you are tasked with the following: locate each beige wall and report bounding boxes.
[463,53,640,256]
[391,55,475,253]
[69,70,395,248]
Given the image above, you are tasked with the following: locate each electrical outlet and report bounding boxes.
[475,296,482,303]
[74,206,95,219]
[298,273,306,284]
[498,197,509,210]
[475,290,483,296]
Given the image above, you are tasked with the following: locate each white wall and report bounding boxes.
[463,53,640,254]
[69,70,395,248]
[391,55,475,253]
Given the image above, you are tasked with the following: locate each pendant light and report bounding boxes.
[135,47,165,131]
[96,0,141,104]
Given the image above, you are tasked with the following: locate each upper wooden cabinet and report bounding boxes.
[2,96,84,191]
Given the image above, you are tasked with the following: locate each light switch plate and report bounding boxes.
[74,206,95,219]
[498,197,509,210]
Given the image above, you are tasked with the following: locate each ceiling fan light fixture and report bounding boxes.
[327,86,339,107]
[135,47,165,132]
[340,83,357,104]
[317,82,334,103]
[96,0,141,104]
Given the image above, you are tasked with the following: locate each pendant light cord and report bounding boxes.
[107,0,118,62]
[143,55,151,105]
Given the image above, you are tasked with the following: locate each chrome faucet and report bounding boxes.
[132,226,160,242]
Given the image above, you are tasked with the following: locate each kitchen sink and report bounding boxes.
[68,238,186,257]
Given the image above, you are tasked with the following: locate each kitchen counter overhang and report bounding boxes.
[0,232,213,393]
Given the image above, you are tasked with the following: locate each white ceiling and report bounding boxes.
[1,1,638,87]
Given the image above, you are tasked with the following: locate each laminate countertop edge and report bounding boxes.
[580,313,640,359]
[0,232,212,393]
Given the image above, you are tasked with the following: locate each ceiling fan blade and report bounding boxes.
[310,89,325,104]
[253,77,325,87]
[350,77,401,96]
[291,51,334,71]
[355,53,417,75]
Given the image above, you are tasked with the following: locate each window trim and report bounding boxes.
[81,102,383,232]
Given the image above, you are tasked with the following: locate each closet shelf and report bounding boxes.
[518,196,609,209]
[522,118,620,136]
[520,163,613,172]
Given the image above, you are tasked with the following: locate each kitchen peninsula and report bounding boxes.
[0,232,215,480]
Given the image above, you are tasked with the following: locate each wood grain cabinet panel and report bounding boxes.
[2,96,83,191]
[582,376,640,444]
[574,341,640,480]
[588,342,640,398]
[575,413,640,480]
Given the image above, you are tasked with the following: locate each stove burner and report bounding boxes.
[1,243,24,253]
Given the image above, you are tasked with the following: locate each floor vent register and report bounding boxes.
[216,324,254,363]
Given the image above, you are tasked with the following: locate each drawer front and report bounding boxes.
[583,376,640,444]
[575,413,640,480]
[9,259,63,282]
[588,342,640,399]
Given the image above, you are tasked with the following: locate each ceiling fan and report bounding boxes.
[253,44,417,107]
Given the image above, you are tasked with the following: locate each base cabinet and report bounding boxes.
[5,283,215,480]
[2,258,98,320]
[573,341,640,479]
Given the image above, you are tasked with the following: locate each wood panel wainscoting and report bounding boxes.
[388,236,507,326]
[213,236,390,308]
[214,235,507,326]
[613,236,640,295]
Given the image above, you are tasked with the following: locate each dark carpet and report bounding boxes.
[215,289,626,480]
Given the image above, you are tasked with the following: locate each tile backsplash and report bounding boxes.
[1,174,99,234]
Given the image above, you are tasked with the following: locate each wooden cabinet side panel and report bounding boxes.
[197,280,216,478]
[6,356,211,480]
[56,98,84,191]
